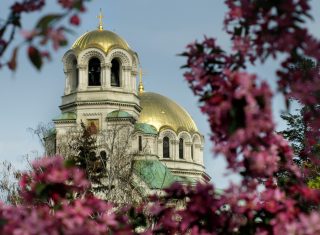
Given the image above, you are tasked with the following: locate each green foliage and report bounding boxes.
[35,14,64,31]
[68,121,97,171]
[280,108,305,161]
[307,176,320,189]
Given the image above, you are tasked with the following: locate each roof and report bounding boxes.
[134,159,176,189]
[138,92,198,133]
[133,159,191,189]
[107,110,133,118]
[134,123,158,135]
[53,112,76,121]
[71,29,134,55]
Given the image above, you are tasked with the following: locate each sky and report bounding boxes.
[0,0,319,189]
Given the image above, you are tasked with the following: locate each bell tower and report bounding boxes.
[54,11,140,137]
[48,10,209,187]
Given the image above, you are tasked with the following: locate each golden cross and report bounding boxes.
[139,68,143,82]
[97,8,104,30]
[138,67,145,94]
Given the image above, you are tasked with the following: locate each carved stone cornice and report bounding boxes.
[109,50,130,66]
[60,100,142,113]
[77,64,86,70]
[83,112,102,116]
[169,169,203,175]
[160,159,205,167]
[102,62,112,69]
[53,120,76,124]
[131,70,138,76]
[106,116,137,124]
[122,65,132,71]
[64,68,72,74]
[169,169,211,182]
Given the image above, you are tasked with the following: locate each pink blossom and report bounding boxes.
[20,30,38,40]
[42,28,66,51]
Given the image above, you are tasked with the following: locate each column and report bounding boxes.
[157,139,163,158]
[122,65,132,91]
[131,71,138,94]
[77,65,87,91]
[185,142,192,161]
[170,140,176,159]
[103,62,111,89]
[64,69,71,95]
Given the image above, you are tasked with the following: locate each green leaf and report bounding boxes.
[59,39,68,47]
[180,64,189,69]
[234,26,242,36]
[178,52,189,57]
[228,109,238,135]
[35,14,64,30]
[28,46,42,70]
[35,183,47,196]
[9,13,21,28]
[64,159,76,168]
[196,43,204,52]
[73,1,83,10]
[0,218,7,227]
[63,27,76,35]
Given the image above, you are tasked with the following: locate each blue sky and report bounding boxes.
[0,0,319,189]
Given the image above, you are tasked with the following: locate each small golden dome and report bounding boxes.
[71,29,132,54]
[138,92,198,133]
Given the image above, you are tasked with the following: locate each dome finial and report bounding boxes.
[138,67,144,94]
[97,8,104,31]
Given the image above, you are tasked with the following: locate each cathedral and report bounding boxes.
[47,14,209,198]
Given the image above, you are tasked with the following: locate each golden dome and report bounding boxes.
[71,29,132,54]
[138,92,198,133]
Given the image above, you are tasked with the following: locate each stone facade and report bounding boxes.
[48,28,210,194]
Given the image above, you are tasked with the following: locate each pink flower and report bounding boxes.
[58,0,75,9]
[70,14,80,26]
[44,28,66,51]
[21,30,38,40]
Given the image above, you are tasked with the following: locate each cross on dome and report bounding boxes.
[139,68,145,94]
[97,8,104,30]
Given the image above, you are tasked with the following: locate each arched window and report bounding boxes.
[191,144,194,160]
[163,136,170,158]
[179,138,184,159]
[88,58,101,86]
[139,136,142,152]
[75,67,79,88]
[111,59,120,87]
[72,59,78,90]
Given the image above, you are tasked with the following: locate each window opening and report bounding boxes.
[111,59,120,87]
[179,138,184,159]
[163,136,170,158]
[88,58,101,86]
[191,144,194,160]
[139,136,142,152]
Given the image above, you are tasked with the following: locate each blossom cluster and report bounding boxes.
[11,0,45,13]
[19,156,90,205]
[0,156,134,234]
[223,0,320,172]
[1,0,320,234]
[1,0,89,71]
[180,0,320,233]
